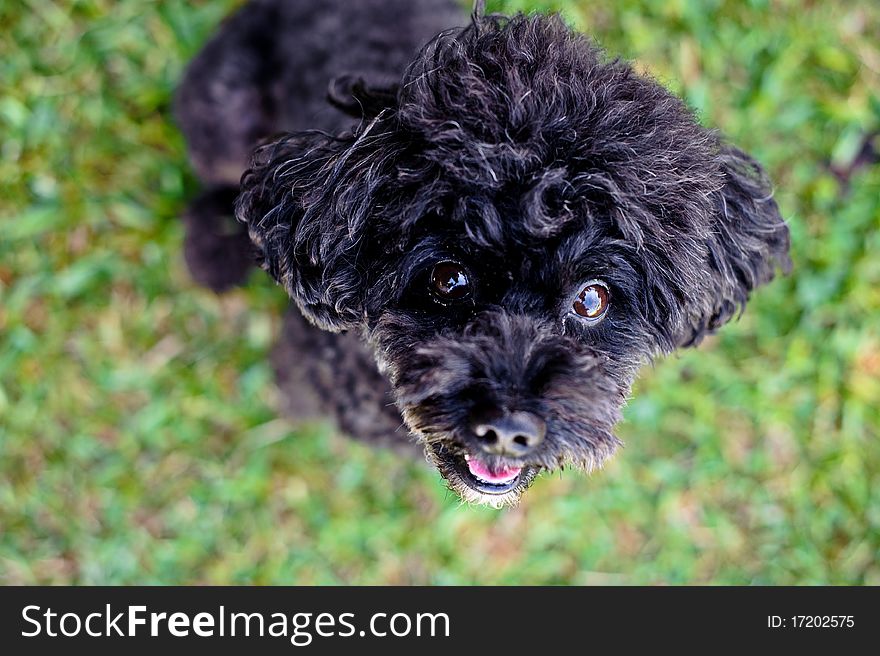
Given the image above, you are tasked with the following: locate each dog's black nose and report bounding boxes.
[471,410,546,457]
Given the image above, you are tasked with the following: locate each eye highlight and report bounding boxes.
[429,261,472,302]
[571,281,610,322]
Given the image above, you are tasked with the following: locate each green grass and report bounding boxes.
[1,0,878,585]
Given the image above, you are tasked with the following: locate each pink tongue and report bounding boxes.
[466,456,522,484]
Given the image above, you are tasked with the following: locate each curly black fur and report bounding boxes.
[175,0,462,290]
[178,1,790,506]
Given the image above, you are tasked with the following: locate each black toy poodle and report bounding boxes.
[175,0,790,506]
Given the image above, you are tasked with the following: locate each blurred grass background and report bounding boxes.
[1,0,878,585]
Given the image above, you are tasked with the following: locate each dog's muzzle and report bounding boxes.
[384,311,622,503]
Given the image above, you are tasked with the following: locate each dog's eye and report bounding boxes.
[571,281,610,322]
[429,261,471,301]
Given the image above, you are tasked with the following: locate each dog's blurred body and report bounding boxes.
[176,0,464,291]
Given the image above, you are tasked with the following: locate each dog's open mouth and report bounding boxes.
[461,454,523,493]
[429,444,538,497]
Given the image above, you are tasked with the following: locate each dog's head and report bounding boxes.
[236,13,790,506]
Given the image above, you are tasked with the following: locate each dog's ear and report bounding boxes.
[235,132,367,332]
[327,74,399,120]
[680,145,791,346]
